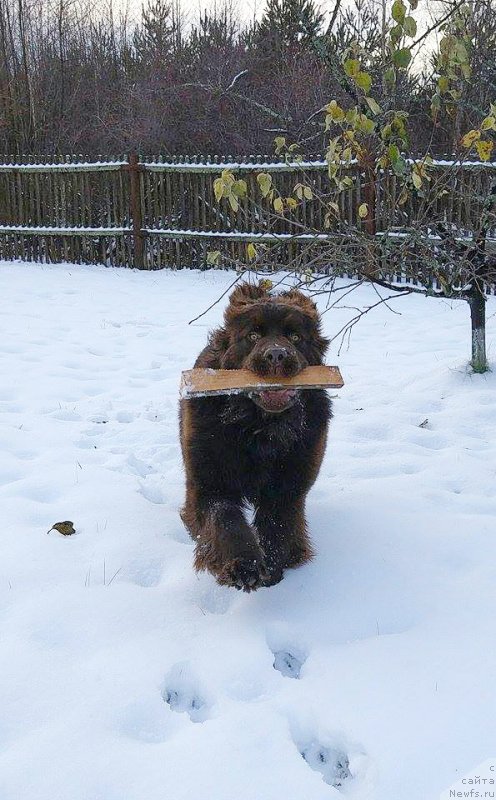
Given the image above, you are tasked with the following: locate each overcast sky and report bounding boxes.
[123,0,436,31]
[122,0,441,66]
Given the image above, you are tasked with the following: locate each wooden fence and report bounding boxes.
[0,153,495,276]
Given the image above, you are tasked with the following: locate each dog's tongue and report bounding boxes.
[259,389,296,406]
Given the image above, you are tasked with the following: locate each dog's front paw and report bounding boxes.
[218,557,270,592]
[261,566,284,587]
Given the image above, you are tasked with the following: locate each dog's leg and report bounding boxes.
[254,494,314,585]
[254,424,327,583]
[182,491,268,592]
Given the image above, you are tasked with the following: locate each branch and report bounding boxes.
[411,0,467,51]
[188,273,244,325]
[326,0,342,36]
[328,291,414,355]
[180,82,291,124]
[226,70,249,91]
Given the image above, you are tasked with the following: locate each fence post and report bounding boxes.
[361,151,377,277]
[127,151,146,269]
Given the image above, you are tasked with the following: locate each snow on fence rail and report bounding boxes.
[0,153,495,277]
[2,157,496,173]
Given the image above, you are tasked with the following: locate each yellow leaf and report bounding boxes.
[246,243,257,261]
[355,71,372,93]
[259,279,273,291]
[358,116,375,135]
[403,15,417,37]
[412,171,422,189]
[257,172,273,198]
[461,129,481,147]
[475,140,494,162]
[286,197,298,209]
[343,59,360,78]
[437,76,449,93]
[326,100,345,121]
[328,163,338,180]
[213,178,224,203]
[346,108,358,125]
[358,203,368,218]
[232,179,247,197]
[392,0,406,24]
[206,250,221,265]
[274,136,286,153]
[381,123,392,140]
[228,194,239,212]
[455,40,468,64]
[273,197,284,214]
[365,97,381,115]
[481,116,496,131]
[294,183,304,200]
[303,185,313,200]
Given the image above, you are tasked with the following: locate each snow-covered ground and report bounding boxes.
[0,262,495,800]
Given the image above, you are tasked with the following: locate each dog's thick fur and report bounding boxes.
[180,281,332,591]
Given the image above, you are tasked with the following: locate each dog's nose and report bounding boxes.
[264,345,287,363]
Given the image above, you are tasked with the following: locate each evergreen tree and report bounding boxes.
[256,0,324,54]
[188,9,239,64]
[133,0,176,63]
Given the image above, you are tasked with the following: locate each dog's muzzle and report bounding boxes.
[249,387,299,413]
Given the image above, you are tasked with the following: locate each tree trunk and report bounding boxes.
[468,287,488,373]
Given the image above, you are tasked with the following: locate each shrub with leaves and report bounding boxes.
[211,0,495,373]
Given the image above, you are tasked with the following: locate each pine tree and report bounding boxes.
[256,0,324,54]
[188,9,239,63]
[133,0,176,63]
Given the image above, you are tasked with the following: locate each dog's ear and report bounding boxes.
[280,289,328,357]
[195,327,230,369]
[209,327,230,352]
[228,281,270,309]
[280,289,318,318]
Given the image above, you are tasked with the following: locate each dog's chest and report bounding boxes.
[245,429,283,464]
[233,418,302,481]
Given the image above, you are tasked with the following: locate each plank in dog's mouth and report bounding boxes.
[250,388,299,413]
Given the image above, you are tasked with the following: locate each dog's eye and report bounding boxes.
[289,332,301,343]
[248,331,261,341]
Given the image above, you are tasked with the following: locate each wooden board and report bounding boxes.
[180,366,344,398]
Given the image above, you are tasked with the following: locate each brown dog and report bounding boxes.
[180,281,332,591]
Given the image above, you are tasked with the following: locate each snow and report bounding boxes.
[0,161,125,172]
[0,225,131,235]
[145,228,334,240]
[1,158,494,173]
[142,158,496,171]
[143,160,331,172]
[0,261,496,800]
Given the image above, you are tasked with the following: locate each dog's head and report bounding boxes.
[217,281,328,413]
